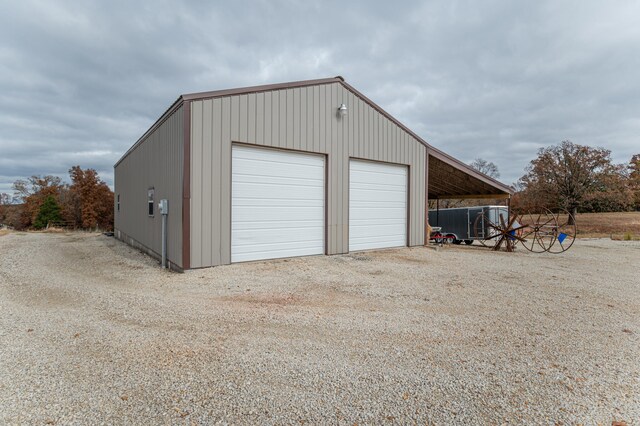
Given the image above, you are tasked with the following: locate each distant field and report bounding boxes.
[573,211,640,239]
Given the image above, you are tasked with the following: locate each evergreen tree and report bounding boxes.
[33,195,62,229]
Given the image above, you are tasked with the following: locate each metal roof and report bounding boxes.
[114,76,513,196]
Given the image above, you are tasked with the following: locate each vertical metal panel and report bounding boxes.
[231,96,240,142]
[313,85,320,151]
[191,101,203,268]
[114,104,184,267]
[248,93,256,143]
[271,91,279,147]
[297,88,305,151]
[189,82,426,267]
[212,98,222,265]
[279,90,287,149]
[220,97,232,264]
[263,92,271,146]
[255,92,264,145]
[239,94,248,142]
[286,89,294,149]
[201,99,213,264]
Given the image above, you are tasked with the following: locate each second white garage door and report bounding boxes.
[349,159,407,251]
[231,145,325,263]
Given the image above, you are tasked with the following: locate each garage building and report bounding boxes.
[114,76,512,270]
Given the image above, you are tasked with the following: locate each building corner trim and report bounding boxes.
[182,100,191,269]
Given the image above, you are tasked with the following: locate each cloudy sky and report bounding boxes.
[1,0,639,195]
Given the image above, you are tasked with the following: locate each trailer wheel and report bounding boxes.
[448,234,461,244]
[464,240,473,245]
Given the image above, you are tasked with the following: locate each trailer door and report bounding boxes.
[468,207,484,239]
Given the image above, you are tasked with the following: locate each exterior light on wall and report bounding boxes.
[338,103,348,117]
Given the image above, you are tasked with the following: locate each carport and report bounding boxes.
[427,149,512,201]
[425,147,513,243]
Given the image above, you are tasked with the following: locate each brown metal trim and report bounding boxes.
[182,77,343,102]
[424,148,429,245]
[114,97,184,168]
[347,155,410,167]
[325,153,329,256]
[345,157,350,253]
[406,164,411,247]
[182,100,191,270]
[231,141,326,156]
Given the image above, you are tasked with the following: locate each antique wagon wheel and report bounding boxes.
[514,210,558,253]
[473,211,528,252]
[546,209,577,254]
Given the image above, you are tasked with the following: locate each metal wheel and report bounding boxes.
[547,209,577,254]
[473,210,524,252]
[515,210,558,253]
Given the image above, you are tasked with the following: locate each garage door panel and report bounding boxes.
[233,198,324,207]
[233,160,323,178]
[232,146,325,263]
[232,227,323,245]
[232,245,324,263]
[350,208,407,220]
[349,160,407,252]
[350,191,407,203]
[234,147,323,165]
[233,206,322,222]
[233,183,323,201]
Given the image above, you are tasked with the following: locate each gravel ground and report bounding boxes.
[0,231,638,425]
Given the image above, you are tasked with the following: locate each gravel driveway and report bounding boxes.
[0,231,638,425]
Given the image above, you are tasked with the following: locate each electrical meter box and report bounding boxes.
[159,199,168,215]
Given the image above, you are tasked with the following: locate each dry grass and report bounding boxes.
[0,229,10,237]
[39,227,66,234]
[573,211,640,239]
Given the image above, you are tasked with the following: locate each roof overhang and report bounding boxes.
[427,149,513,199]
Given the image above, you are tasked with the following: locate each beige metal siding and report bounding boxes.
[114,105,184,267]
[190,82,425,268]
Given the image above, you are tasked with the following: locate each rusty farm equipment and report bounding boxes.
[472,208,577,253]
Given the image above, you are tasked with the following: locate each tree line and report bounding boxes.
[432,140,638,215]
[1,141,638,231]
[512,141,639,217]
[0,166,113,231]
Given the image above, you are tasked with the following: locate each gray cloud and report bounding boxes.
[1,0,639,195]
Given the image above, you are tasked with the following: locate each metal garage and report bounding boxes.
[114,76,512,271]
[349,159,407,251]
[231,145,325,262]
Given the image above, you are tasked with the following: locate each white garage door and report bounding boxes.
[231,145,325,262]
[349,159,407,251]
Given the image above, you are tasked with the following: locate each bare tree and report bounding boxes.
[469,158,500,179]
